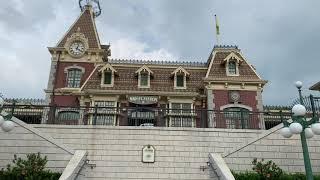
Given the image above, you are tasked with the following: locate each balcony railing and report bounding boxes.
[2,104,296,130]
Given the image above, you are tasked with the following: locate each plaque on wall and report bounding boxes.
[142,145,155,163]
[229,91,240,102]
[128,96,158,105]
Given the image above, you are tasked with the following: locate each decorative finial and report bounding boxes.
[79,0,102,18]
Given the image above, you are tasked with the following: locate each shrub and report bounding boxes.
[252,158,283,180]
[0,153,61,180]
[232,158,320,180]
[232,172,320,180]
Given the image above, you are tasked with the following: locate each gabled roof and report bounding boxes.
[135,65,153,74]
[98,63,117,72]
[55,5,100,49]
[222,52,243,64]
[205,46,266,83]
[171,66,190,75]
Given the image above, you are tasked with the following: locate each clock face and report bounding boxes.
[69,41,85,56]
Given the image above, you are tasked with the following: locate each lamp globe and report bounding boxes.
[305,128,314,139]
[292,104,306,116]
[280,127,293,138]
[1,121,15,132]
[311,123,320,135]
[0,116,4,126]
[289,122,303,134]
[295,81,303,89]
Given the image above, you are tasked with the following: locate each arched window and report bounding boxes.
[172,67,189,89]
[57,111,80,121]
[99,63,117,87]
[176,73,185,88]
[223,107,249,129]
[140,72,149,87]
[66,68,82,88]
[136,65,153,88]
[104,70,112,85]
[228,61,237,75]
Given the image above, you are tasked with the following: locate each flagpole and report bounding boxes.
[214,14,220,45]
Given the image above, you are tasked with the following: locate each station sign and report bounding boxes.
[128,96,158,105]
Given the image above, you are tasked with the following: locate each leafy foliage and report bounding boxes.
[232,171,320,180]
[252,158,283,179]
[232,158,320,180]
[0,153,61,180]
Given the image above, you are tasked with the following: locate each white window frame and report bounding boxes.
[99,64,117,87]
[168,99,195,127]
[90,97,119,126]
[136,65,153,88]
[223,52,243,77]
[138,71,151,88]
[226,59,240,76]
[64,65,85,88]
[172,66,189,90]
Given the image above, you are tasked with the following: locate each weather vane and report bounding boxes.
[79,0,102,18]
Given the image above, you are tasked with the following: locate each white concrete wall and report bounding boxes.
[0,116,74,173]
[4,121,318,179]
[224,125,320,173]
[34,125,263,180]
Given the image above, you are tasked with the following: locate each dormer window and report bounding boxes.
[99,64,117,87]
[136,65,153,88]
[172,67,189,89]
[176,73,185,87]
[228,61,237,75]
[223,52,243,76]
[64,65,85,88]
[140,72,149,87]
[104,70,112,85]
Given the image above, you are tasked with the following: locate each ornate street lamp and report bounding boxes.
[0,97,15,132]
[280,81,320,180]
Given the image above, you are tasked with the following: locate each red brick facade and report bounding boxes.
[54,62,95,89]
[213,90,257,111]
[44,5,267,128]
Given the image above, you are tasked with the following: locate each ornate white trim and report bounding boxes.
[220,104,253,111]
[99,64,117,87]
[225,59,240,76]
[172,66,189,89]
[64,32,89,58]
[223,52,243,64]
[64,65,85,74]
[136,65,152,88]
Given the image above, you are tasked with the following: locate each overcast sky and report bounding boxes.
[0,0,319,105]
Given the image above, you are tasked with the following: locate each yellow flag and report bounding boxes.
[215,15,220,35]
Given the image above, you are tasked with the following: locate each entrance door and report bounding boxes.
[128,107,155,126]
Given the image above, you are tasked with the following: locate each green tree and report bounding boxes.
[0,153,61,180]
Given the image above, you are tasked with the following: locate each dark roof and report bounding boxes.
[57,7,100,49]
[82,64,207,94]
[310,82,320,91]
[206,50,264,82]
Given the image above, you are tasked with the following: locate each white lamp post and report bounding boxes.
[280,81,320,180]
[0,97,15,132]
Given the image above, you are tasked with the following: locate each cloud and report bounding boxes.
[110,38,178,61]
[0,0,319,106]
